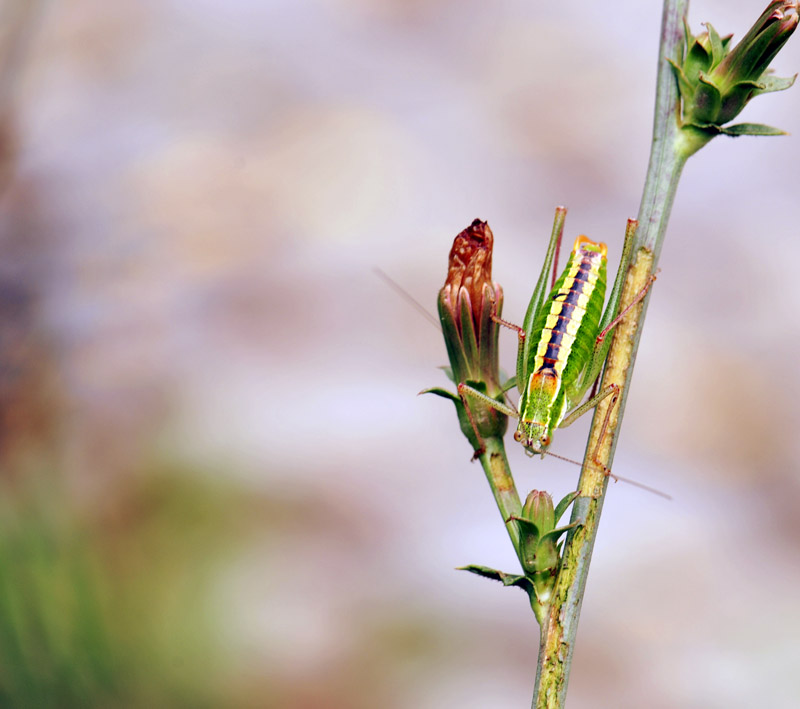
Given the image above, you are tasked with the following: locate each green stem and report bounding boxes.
[476,436,523,562]
[531,1,690,706]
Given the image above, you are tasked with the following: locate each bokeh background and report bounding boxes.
[0,0,799,707]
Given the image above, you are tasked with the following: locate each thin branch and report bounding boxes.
[531,0,689,705]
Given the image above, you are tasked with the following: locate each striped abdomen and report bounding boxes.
[520,235,608,431]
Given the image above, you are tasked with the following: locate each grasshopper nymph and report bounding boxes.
[459,209,653,463]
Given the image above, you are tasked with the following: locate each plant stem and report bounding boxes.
[477,435,523,561]
[531,0,690,706]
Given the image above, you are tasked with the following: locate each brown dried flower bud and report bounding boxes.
[424,219,507,449]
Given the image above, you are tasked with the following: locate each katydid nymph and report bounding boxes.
[458,208,654,469]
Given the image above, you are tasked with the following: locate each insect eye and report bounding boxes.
[513,430,522,442]
[541,435,551,447]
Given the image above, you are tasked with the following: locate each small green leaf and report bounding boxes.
[553,491,579,525]
[720,122,788,136]
[540,522,580,547]
[681,17,692,58]
[685,42,711,81]
[667,58,694,102]
[458,292,479,379]
[692,75,722,123]
[458,564,509,581]
[511,516,541,540]
[437,294,469,383]
[704,22,724,68]
[477,286,496,378]
[419,386,459,401]
[755,73,797,94]
[458,565,534,593]
[438,365,455,383]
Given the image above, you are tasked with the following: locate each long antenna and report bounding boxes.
[543,449,672,500]
[374,267,440,330]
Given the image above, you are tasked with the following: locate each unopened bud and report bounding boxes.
[671,2,798,143]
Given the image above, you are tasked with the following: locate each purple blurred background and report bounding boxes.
[1,0,799,706]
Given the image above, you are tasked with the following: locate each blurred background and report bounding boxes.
[0,0,798,707]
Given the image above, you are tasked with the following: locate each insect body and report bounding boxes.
[515,235,610,454]
[459,210,649,458]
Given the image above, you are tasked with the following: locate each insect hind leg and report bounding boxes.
[586,383,620,482]
[558,383,621,494]
[581,386,671,499]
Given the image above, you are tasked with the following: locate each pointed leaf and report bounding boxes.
[687,36,710,63]
[458,290,479,379]
[437,293,469,383]
[681,16,692,58]
[438,365,455,383]
[693,74,722,122]
[458,564,507,581]
[509,516,541,540]
[487,287,505,385]
[501,375,518,394]
[553,491,579,525]
[478,285,495,381]
[754,73,797,94]
[540,522,580,547]
[419,386,459,401]
[458,565,534,593]
[703,22,724,68]
[685,36,711,80]
[720,122,787,136]
[667,58,694,102]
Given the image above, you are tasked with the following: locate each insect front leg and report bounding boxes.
[558,383,619,431]
[457,383,519,459]
[487,293,527,393]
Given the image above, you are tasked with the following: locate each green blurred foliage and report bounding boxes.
[0,468,250,708]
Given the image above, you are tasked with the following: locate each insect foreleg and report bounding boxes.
[457,383,519,418]
[457,382,519,459]
[486,292,526,394]
[558,383,619,429]
[492,313,525,335]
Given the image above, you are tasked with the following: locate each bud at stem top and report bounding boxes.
[670,1,798,147]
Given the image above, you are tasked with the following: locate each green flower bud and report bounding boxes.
[522,489,556,533]
[518,491,558,577]
[459,490,579,625]
[671,2,798,140]
[513,490,579,605]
